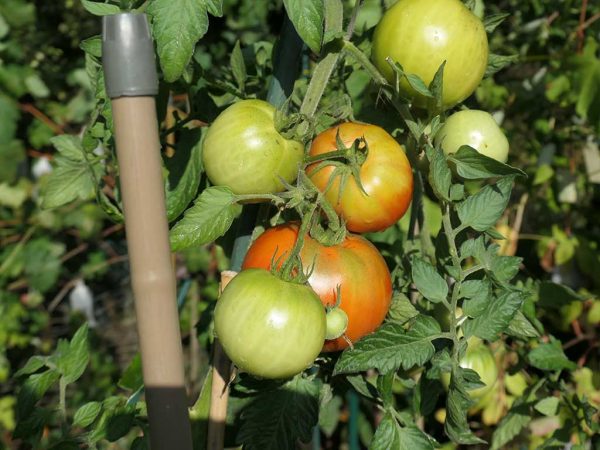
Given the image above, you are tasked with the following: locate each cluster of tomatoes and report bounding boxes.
[203,0,509,380]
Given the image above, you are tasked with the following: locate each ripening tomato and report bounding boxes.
[372,0,489,109]
[214,269,326,379]
[307,123,413,233]
[435,110,509,163]
[242,223,393,351]
[202,99,304,195]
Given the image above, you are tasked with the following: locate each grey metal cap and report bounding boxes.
[102,13,159,98]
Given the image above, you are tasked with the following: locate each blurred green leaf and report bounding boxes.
[283,0,323,54]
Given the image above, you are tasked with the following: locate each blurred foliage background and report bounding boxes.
[0,0,599,448]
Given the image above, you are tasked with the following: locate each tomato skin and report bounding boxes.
[214,268,326,379]
[202,99,304,195]
[372,0,488,109]
[435,110,509,163]
[307,123,413,233]
[242,223,393,352]
[461,339,498,399]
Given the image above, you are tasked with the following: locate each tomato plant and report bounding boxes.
[371,0,488,109]
[307,122,413,233]
[242,223,392,351]
[436,109,510,163]
[214,268,326,379]
[325,307,348,340]
[202,99,304,195]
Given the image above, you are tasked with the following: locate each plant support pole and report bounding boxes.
[102,14,192,450]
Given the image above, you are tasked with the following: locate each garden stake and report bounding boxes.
[206,14,304,450]
[102,13,192,450]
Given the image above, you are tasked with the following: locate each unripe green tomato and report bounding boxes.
[202,100,304,195]
[214,269,326,379]
[504,371,528,397]
[587,300,600,326]
[325,308,348,340]
[372,0,488,109]
[436,110,509,163]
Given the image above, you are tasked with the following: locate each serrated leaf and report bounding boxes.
[463,291,524,341]
[230,40,247,93]
[319,395,342,437]
[51,135,85,161]
[405,74,433,97]
[484,13,510,33]
[490,404,531,450]
[370,412,434,450]
[445,368,485,445]
[449,146,526,179]
[80,36,102,58]
[15,356,47,377]
[528,340,576,371]
[460,279,492,318]
[283,0,324,54]
[56,324,89,384]
[412,257,448,304]
[345,375,379,400]
[147,0,223,82]
[334,315,441,375]
[169,186,241,251]
[387,293,418,324]
[164,128,203,222]
[237,375,320,450]
[73,401,102,428]
[486,53,518,77]
[16,370,60,419]
[81,0,121,16]
[426,145,451,201]
[506,310,540,338]
[457,176,514,231]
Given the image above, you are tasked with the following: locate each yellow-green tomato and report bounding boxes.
[202,100,304,195]
[372,0,488,109]
[214,269,326,379]
[461,339,498,399]
[436,110,509,163]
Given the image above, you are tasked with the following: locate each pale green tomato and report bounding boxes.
[436,110,509,163]
[325,308,348,340]
[372,0,488,109]
[202,99,304,195]
[214,269,326,379]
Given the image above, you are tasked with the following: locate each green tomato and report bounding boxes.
[202,99,304,195]
[436,110,509,163]
[461,339,498,399]
[372,0,488,109]
[214,269,326,379]
[325,307,348,340]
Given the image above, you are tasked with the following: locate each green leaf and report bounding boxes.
[147,0,223,82]
[164,128,204,222]
[370,412,434,450]
[445,367,485,445]
[528,340,576,371]
[412,257,448,304]
[449,146,526,179]
[15,356,48,377]
[230,40,247,93]
[237,375,320,450]
[334,315,441,375]
[169,186,241,251]
[56,325,89,384]
[534,397,560,416]
[485,54,518,77]
[569,39,600,130]
[118,354,143,392]
[460,279,492,318]
[23,238,65,293]
[463,291,524,341]
[0,141,25,183]
[484,13,510,33]
[318,394,342,437]
[283,0,324,54]
[81,0,121,16]
[457,176,514,231]
[387,293,418,324]
[16,370,60,419]
[80,36,102,58]
[0,93,20,143]
[537,281,583,308]
[490,404,531,450]
[405,73,433,98]
[426,145,451,202]
[73,401,102,428]
[506,310,540,338]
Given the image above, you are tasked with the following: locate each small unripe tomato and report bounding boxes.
[436,110,509,163]
[372,0,488,109]
[214,269,326,379]
[325,308,349,340]
[202,99,304,195]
